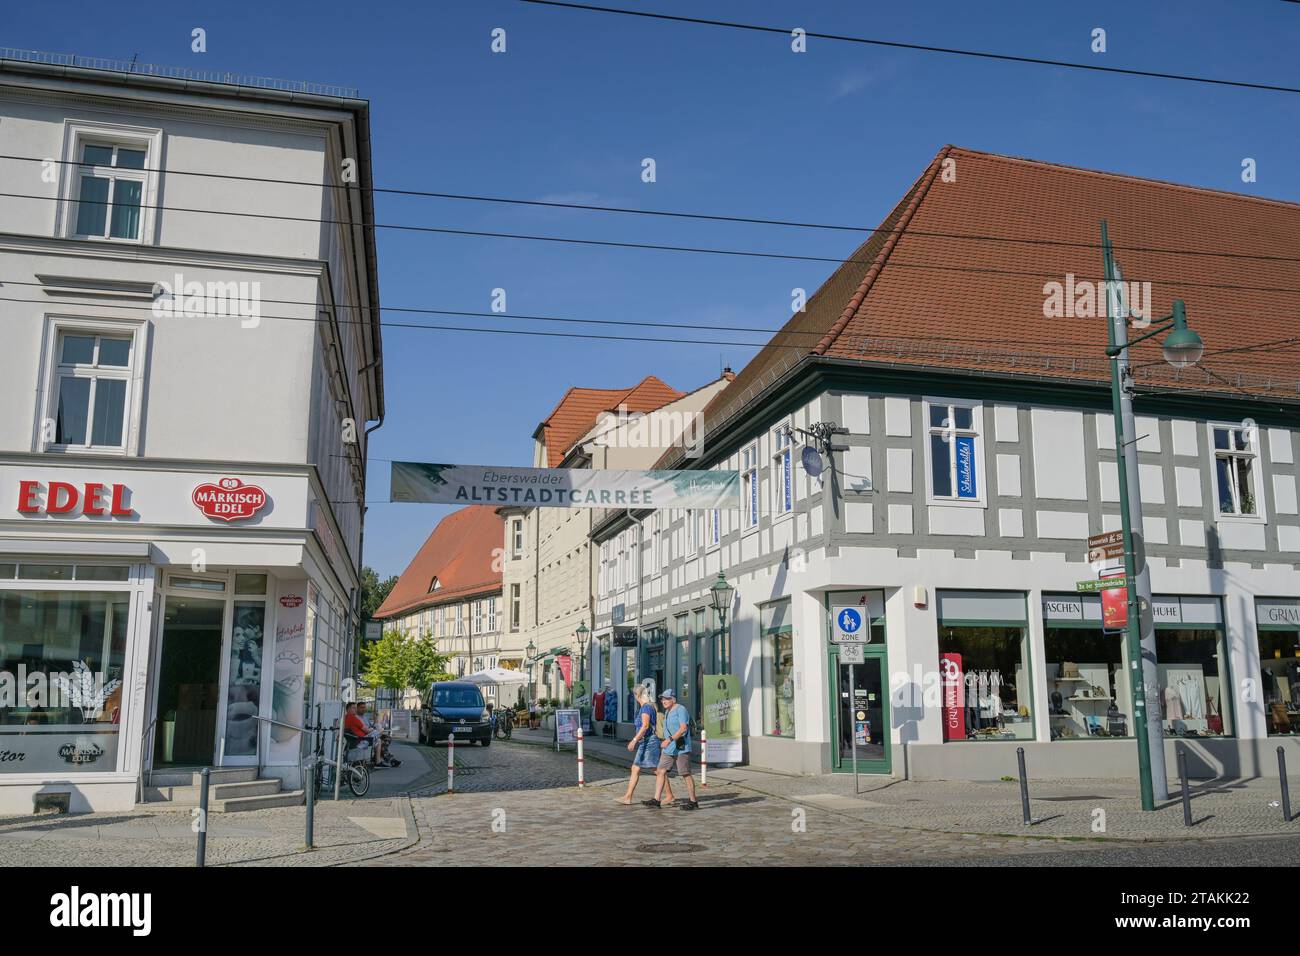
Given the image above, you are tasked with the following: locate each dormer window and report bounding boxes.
[429,577,441,592]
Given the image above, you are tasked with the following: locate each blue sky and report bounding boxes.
[6,1,1300,577]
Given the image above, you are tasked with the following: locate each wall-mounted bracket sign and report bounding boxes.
[192,477,268,522]
[390,461,740,510]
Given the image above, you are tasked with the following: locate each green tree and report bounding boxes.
[359,566,398,621]
[361,628,452,697]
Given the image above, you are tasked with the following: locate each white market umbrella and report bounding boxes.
[461,667,529,687]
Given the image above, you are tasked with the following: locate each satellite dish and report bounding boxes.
[801,445,824,477]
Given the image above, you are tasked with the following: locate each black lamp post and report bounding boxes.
[709,571,736,672]
[575,621,590,691]
[525,638,536,709]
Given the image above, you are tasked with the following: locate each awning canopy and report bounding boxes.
[460,667,529,687]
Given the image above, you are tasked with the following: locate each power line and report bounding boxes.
[8,152,1300,268]
[7,188,1300,299]
[0,277,1106,348]
[520,0,1300,96]
[2,280,1300,366]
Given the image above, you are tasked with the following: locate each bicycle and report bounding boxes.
[493,707,514,740]
[309,720,372,798]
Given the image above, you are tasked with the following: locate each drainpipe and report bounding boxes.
[352,414,384,683]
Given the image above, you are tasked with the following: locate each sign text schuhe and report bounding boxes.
[17,480,133,517]
[389,462,741,510]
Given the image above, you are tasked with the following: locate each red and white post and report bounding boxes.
[576,726,585,788]
[700,729,708,788]
[447,732,455,794]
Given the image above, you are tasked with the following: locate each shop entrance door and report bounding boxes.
[831,654,891,773]
[154,596,224,766]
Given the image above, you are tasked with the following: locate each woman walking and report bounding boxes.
[616,682,674,805]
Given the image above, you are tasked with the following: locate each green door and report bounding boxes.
[829,649,891,773]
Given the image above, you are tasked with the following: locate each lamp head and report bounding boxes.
[1162,300,1204,369]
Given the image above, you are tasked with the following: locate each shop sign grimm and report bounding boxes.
[16,480,133,517]
[1256,599,1300,629]
[193,477,268,522]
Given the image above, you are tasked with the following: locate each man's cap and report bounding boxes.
[659,688,677,699]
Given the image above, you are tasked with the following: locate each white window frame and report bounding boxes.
[35,315,149,456]
[455,604,465,637]
[486,596,497,632]
[685,509,696,556]
[510,584,522,632]
[742,441,761,532]
[511,518,525,558]
[1209,422,1267,521]
[57,120,163,245]
[770,423,794,520]
[923,397,987,507]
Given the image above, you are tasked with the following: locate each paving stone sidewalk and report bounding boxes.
[0,741,438,867]
[508,726,1300,841]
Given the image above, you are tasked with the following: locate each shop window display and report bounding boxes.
[0,589,128,773]
[938,625,1033,741]
[1043,629,1130,740]
[761,601,795,738]
[1258,630,1300,736]
[1157,629,1231,737]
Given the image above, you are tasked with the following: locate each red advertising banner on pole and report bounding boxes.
[1101,582,1128,631]
[941,653,964,741]
[556,654,572,687]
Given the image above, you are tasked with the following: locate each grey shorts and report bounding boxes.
[657,751,691,776]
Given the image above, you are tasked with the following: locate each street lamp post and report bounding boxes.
[526,638,536,712]
[1102,220,1204,811]
[709,571,736,673]
[575,621,590,694]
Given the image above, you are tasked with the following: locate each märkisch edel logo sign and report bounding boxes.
[192,477,268,522]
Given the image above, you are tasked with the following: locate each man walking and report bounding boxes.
[646,689,698,811]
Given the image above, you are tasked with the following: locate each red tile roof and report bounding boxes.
[537,375,684,466]
[375,505,503,620]
[698,145,1300,437]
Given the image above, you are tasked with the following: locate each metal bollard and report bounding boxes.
[447,733,455,794]
[577,727,585,788]
[304,758,316,849]
[1177,749,1193,827]
[1279,747,1293,824]
[196,767,211,868]
[1016,747,1032,826]
[701,730,708,788]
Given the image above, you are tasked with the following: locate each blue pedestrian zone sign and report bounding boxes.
[832,606,869,644]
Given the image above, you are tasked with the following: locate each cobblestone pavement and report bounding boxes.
[364,741,1094,867]
[510,728,1300,842]
[0,741,437,867]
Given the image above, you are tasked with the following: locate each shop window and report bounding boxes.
[1258,627,1300,736]
[0,589,129,772]
[937,590,1031,741]
[223,601,266,757]
[761,600,795,738]
[1158,629,1231,737]
[925,399,983,503]
[1043,594,1131,740]
[1211,424,1262,518]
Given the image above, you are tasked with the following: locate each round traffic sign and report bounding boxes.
[837,607,862,634]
